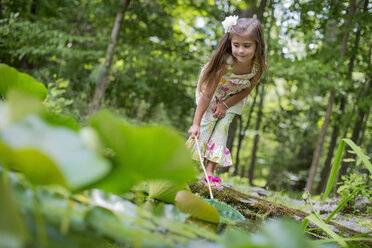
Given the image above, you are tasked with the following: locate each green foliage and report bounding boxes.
[326,185,367,222]
[337,174,371,200]
[45,79,73,115]
[322,138,371,205]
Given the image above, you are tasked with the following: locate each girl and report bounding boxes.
[186,16,267,189]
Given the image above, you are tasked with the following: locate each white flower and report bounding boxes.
[221,15,239,33]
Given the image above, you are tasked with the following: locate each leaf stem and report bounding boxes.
[33,186,48,246]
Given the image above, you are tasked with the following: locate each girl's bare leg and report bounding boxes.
[205,160,222,188]
[205,160,217,178]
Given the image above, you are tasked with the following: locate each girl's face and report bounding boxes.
[231,34,256,65]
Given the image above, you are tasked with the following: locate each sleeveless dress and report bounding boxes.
[186,60,259,167]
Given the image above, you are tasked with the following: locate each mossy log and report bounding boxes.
[190,182,372,245]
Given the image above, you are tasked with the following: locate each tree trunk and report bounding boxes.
[227,0,267,176]
[316,0,364,193]
[339,77,372,179]
[305,91,335,192]
[234,86,259,177]
[316,96,345,194]
[291,130,315,191]
[358,104,370,147]
[219,116,238,173]
[337,0,369,180]
[248,83,265,185]
[256,0,267,22]
[89,0,131,115]
[305,0,356,192]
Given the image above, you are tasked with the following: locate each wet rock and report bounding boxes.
[312,199,339,214]
[354,196,371,212]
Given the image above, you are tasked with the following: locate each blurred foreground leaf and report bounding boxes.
[148,179,189,203]
[222,218,318,248]
[0,63,47,100]
[175,190,220,224]
[90,110,196,193]
[0,115,110,190]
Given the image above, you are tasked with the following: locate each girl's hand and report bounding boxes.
[212,103,227,119]
[188,124,200,138]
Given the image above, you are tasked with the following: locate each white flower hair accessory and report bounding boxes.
[222,15,239,33]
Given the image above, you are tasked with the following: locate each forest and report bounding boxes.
[0,0,371,247]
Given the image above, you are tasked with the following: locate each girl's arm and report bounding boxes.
[212,80,259,118]
[188,67,226,138]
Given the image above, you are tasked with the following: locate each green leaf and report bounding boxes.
[325,186,368,223]
[306,214,347,247]
[85,206,170,247]
[0,143,66,186]
[322,140,346,205]
[175,190,220,224]
[343,138,372,174]
[322,138,372,205]
[90,110,196,193]
[0,63,47,100]
[0,115,110,190]
[148,180,188,203]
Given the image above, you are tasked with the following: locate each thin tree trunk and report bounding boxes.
[256,0,267,22]
[235,86,259,177]
[226,116,238,155]
[89,0,131,115]
[341,0,368,139]
[305,91,335,191]
[220,116,238,173]
[227,0,267,176]
[234,116,243,176]
[316,96,345,193]
[339,77,372,178]
[305,0,356,192]
[248,83,265,185]
[316,0,363,193]
[358,105,370,147]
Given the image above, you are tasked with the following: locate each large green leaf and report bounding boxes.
[0,143,66,187]
[0,63,47,100]
[0,115,110,190]
[85,206,171,247]
[90,110,196,193]
[175,190,220,224]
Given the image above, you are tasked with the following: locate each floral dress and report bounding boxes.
[186,60,259,167]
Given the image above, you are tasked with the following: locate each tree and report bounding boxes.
[89,0,131,115]
[305,0,356,192]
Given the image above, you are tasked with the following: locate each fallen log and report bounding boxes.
[190,182,372,246]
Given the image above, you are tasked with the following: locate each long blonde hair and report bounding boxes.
[199,18,267,92]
